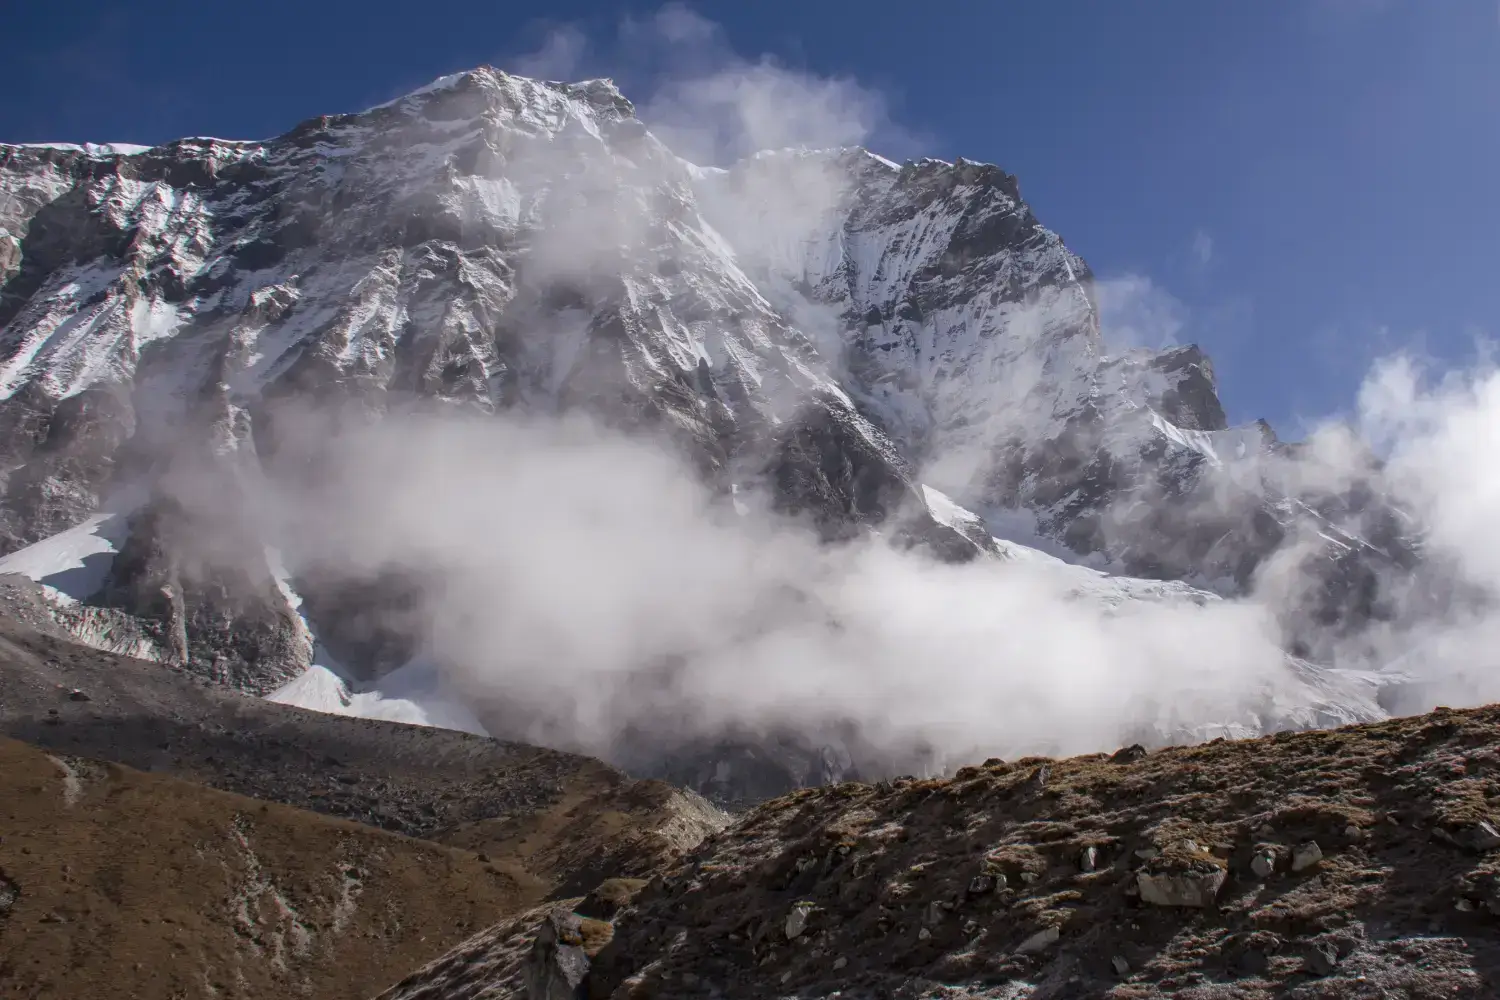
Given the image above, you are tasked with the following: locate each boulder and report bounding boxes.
[784,902,814,940]
[1304,941,1339,976]
[1460,820,1500,853]
[525,909,591,1000]
[1291,841,1323,872]
[1016,925,1060,954]
[967,873,996,896]
[1136,867,1226,908]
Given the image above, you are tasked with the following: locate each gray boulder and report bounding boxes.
[1136,867,1226,908]
[525,909,591,1000]
[1291,841,1324,872]
[1016,925,1060,954]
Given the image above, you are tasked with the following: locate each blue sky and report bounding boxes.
[3,1,1497,435]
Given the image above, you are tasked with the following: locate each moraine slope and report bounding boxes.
[383,702,1500,1000]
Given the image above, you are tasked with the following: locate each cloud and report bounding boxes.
[258,402,1296,769]
[1355,355,1500,586]
[630,2,718,46]
[1093,274,1187,352]
[509,23,589,82]
[1190,229,1214,269]
[1325,354,1500,708]
[464,10,1500,775]
[211,337,1500,778]
[501,3,921,165]
[644,58,892,164]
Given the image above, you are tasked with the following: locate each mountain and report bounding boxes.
[0,67,1422,799]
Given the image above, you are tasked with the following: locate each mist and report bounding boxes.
[1327,356,1500,711]
[258,403,1294,768]
[234,354,1500,777]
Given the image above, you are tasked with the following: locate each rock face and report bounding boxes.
[91,493,309,692]
[0,67,1422,796]
[694,150,1418,651]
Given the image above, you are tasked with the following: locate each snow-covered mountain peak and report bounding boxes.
[357,66,638,140]
[0,67,1425,799]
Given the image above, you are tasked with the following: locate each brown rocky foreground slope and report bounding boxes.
[388,704,1500,999]
[0,735,543,1000]
[0,582,729,999]
[0,735,724,1000]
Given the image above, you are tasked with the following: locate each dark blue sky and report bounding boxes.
[4,1,1497,434]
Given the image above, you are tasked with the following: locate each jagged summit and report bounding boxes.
[361,65,637,116]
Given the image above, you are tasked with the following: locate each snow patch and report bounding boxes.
[361,71,470,113]
[265,549,489,736]
[920,485,986,536]
[13,142,152,156]
[268,660,490,737]
[0,512,129,602]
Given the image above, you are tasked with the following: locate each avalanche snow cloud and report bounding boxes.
[1329,357,1500,714]
[0,5,1496,790]
[255,404,1304,767]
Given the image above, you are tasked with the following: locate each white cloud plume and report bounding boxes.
[1338,355,1500,709]
[509,23,588,82]
[1094,274,1186,352]
[262,403,1296,768]
[1190,229,1214,269]
[505,2,917,166]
